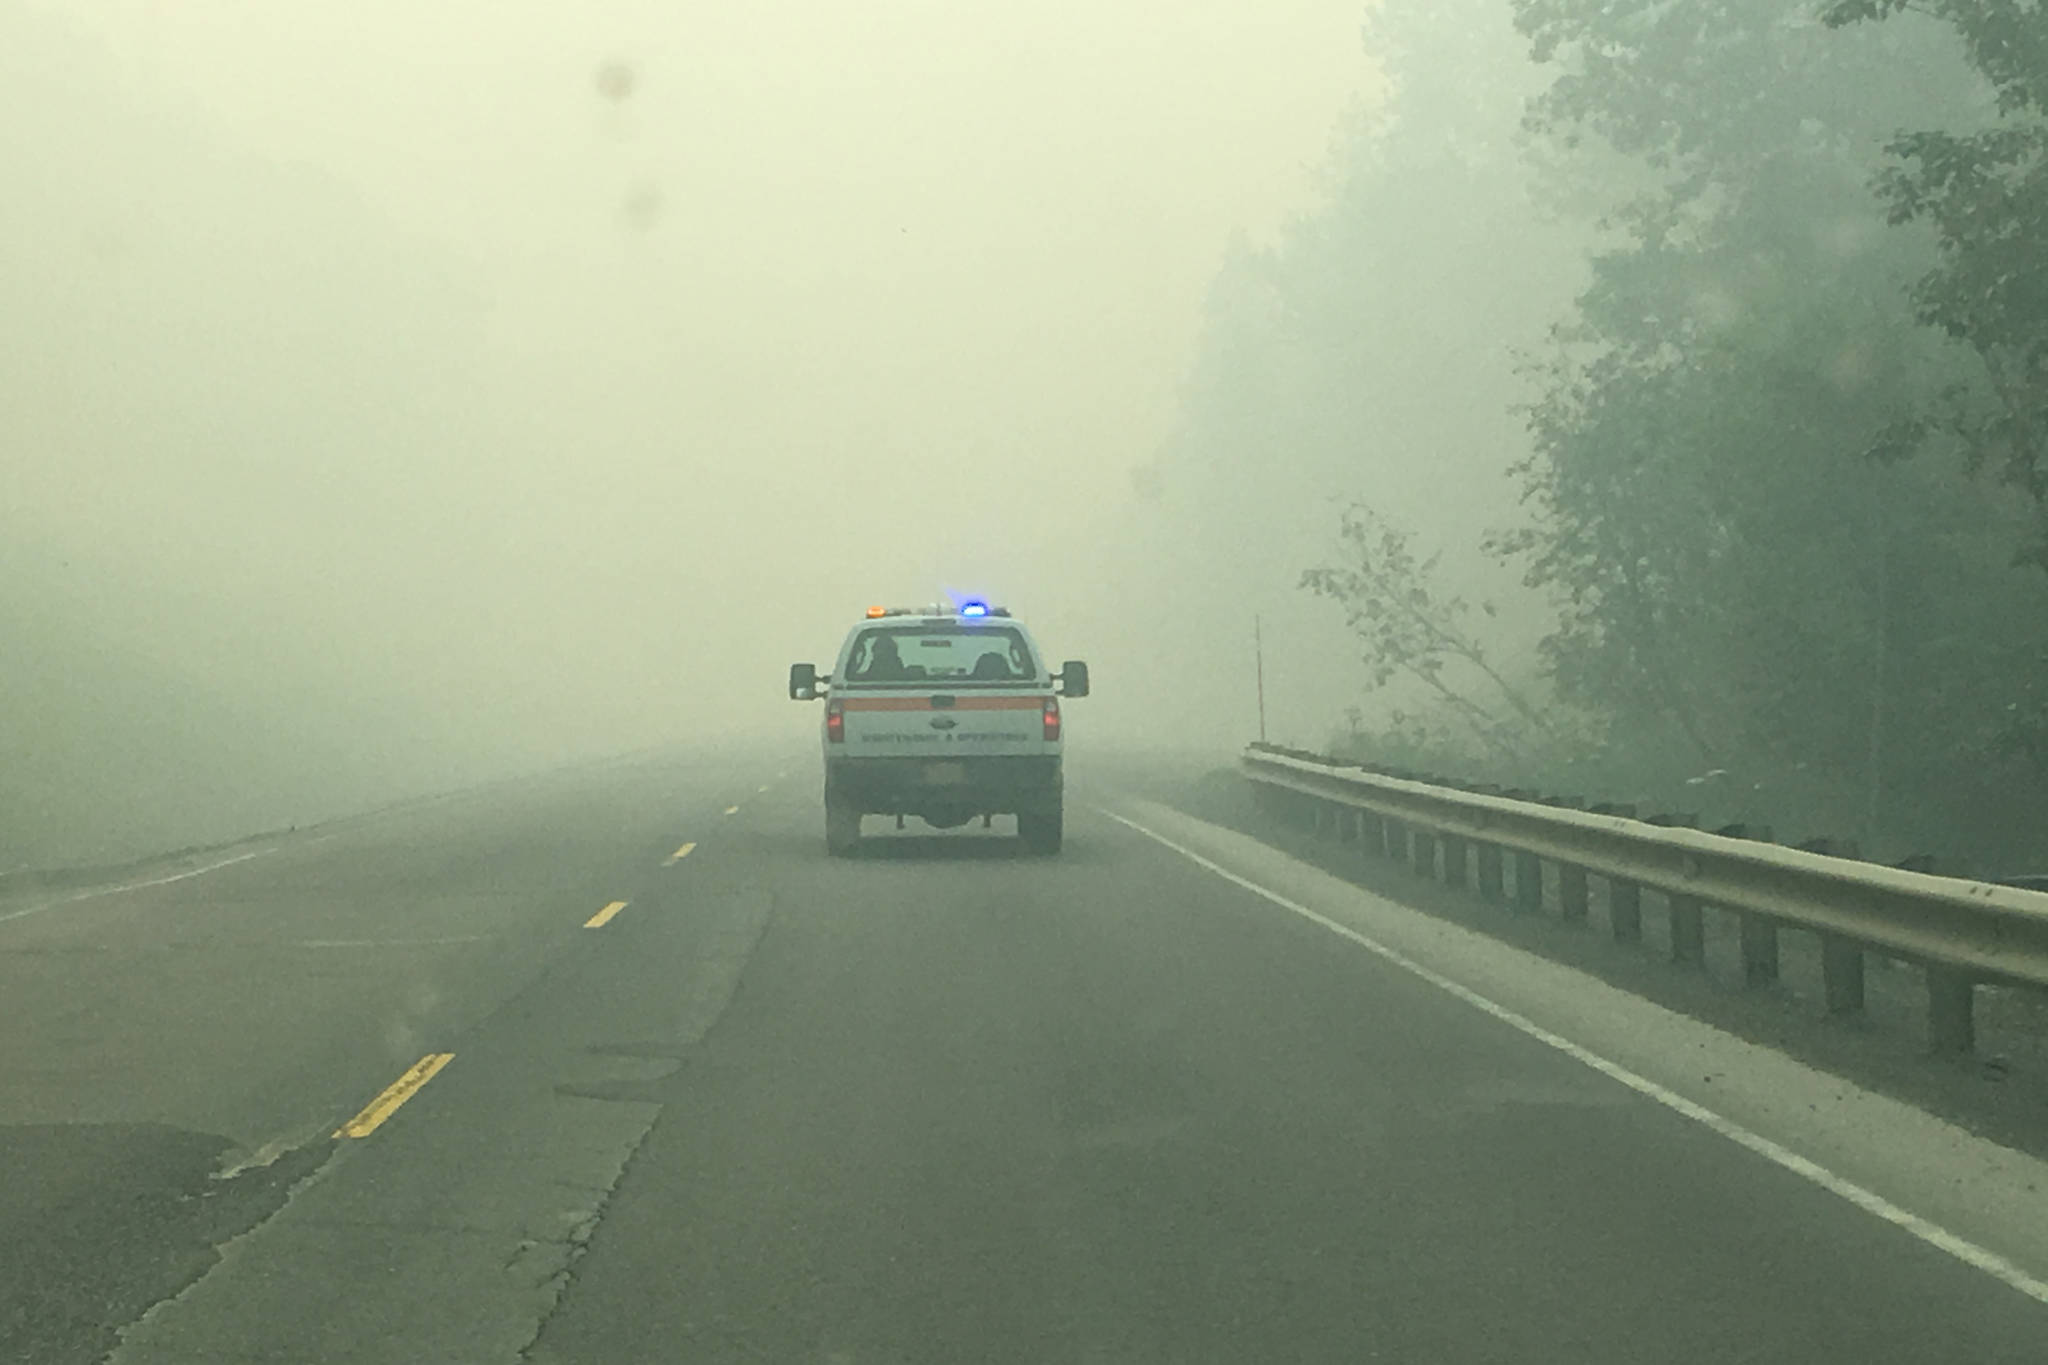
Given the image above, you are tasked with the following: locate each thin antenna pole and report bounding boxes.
[1867,497,1888,848]
[1255,614,1268,744]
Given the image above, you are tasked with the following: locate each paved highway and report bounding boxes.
[5,747,2048,1362]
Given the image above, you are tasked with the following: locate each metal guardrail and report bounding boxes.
[1243,745,2048,1053]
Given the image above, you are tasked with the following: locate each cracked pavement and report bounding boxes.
[9,750,2048,1361]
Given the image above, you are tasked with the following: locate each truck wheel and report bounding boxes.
[1018,797,1063,855]
[825,796,862,857]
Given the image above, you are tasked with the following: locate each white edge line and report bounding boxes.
[296,935,490,949]
[0,849,274,926]
[1103,807,2048,1307]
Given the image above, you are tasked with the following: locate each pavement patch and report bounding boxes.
[0,1123,329,1365]
[107,884,775,1364]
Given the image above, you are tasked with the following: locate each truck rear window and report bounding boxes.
[841,627,1036,686]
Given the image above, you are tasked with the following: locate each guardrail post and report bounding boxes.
[1608,879,1642,943]
[1411,828,1438,879]
[1777,836,1866,1015]
[1440,834,1469,890]
[1244,761,2029,1053]
[1739,914,1779,985]
[1253,783,1280,823]
[1513,851,1543,914]
[1700,825,1779,985]
[1558,864,1589,922]
[1502,791,1544,912]
[1476,843,1504,903]
[1668,894,1705,965]
[1926,967,1975,1053]
[1822,936,1864,1015]
[1637,814,1702,962]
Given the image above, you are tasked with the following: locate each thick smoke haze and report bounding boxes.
[5,1,1373,866]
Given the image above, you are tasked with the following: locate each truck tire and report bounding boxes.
[1018,796,1063,855]
[825,796,862,857]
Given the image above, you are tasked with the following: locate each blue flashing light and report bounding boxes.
[960,601,990,617]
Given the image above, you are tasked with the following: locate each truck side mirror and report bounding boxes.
[789,663,819,701]
[1059,661,1090,698]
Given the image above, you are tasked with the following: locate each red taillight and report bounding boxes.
[826,699,845,743]
[1043,696,1061,741]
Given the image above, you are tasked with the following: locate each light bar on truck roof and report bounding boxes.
[859,603,1010,620]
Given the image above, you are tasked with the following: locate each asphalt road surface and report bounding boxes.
[5,746,2048,1363]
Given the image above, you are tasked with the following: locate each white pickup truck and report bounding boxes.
[788,604,1090,857]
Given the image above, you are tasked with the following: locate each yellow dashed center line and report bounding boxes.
[756,784,770,794]
[335,1053,454,1139]
[663,841,697,866]
[724,805,740,816]
[585,900,628,929]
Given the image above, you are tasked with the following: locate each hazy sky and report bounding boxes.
[47,0,1372,524]
[5,0,1380,858]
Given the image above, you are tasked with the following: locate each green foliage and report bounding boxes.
[1494,0,2048,851]
[1325,705,1515,778]
[1824,1,2048,113]
[1302,504,1554,759]
[1162,0,2048,860]
[1825,0,2048,569]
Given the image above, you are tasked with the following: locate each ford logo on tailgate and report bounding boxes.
[929,716,958,730]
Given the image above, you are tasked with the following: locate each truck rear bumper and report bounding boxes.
[825,755,1061,815]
